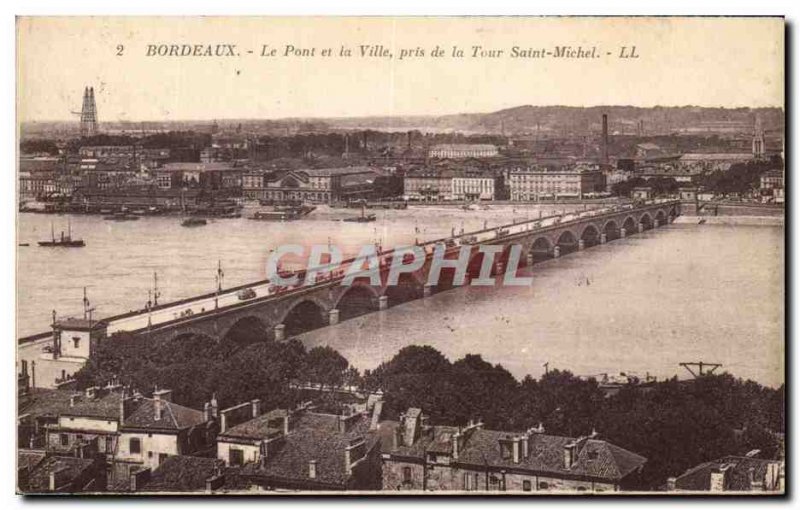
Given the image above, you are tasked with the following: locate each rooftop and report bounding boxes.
[241,411,377,487]
[123,397,208,432]
[381,422,646,483]
[674,455,783,492]
[141,455,247,492]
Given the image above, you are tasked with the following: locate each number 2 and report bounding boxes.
[116,44,124,56]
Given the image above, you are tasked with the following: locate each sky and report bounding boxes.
[16,16,785,122]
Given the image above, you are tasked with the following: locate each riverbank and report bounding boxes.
[675,215,784,226]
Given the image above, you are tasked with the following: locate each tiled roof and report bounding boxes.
[142,455,248,492]
[18,450,46,471]
[241,412,376,487]
[674,455,780,491]
[431,144,498,151]
[162,162,236,172]
[123,398,207,431]
[19,389,122,421]
[25,455,96,492]
[218,409,287,441]
[383,423,646,483]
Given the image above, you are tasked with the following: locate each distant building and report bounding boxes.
[379,408,647,492]
[760,170,784,204]
[508,166,606,201]
[78,146,135,159]
[403,169,455,201]
[244,167,378,204]
[667,455,784,493]
[677,153,754,173]
[429,144,499,159]
[156,162,242,191]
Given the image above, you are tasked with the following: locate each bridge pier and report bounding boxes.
[553,246,561,258]
[600,233,607,244]
[526,253,534,267]
[578,240,586,251]
[638,223,645,234]
[494,261,504,275]
[274,323,286,342]
[378,296,389,310]
[653,218,660,228]
[620,228,627,238]
[328,309,340,325]
[423,284,433,298]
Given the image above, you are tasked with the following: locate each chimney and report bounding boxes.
[521,434,529,459]
[563,441,577,469]
[251,399,261,418]
[211,394,219,419]
[85,386,99,400]
[153,388,173,402]
[666,477,677,491]
[69,394,81,407]
[452,431,461,460]
[747,467,756,489]
[129,467,151,492]
[512,437,521,464]
[308,460,317,479]
[204,402,212,422]
[153,390,172,421]
[601,113,609,165]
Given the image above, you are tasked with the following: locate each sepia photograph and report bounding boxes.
[13,15,785,496]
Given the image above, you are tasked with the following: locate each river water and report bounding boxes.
[17,206,784,387]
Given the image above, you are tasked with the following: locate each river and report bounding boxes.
[17,206,784,387]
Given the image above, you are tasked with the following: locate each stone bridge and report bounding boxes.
[132,200,681,348]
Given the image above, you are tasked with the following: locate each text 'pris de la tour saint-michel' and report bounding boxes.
[142,43,640,60]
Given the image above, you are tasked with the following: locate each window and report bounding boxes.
[229,448,244,467]
[129,438,141,454]
[539,482,549,490]
[72,337,80,349]
[402,467,412,483]
[159,453,168,465]
[523,480,532,492]
[59,433,69,446]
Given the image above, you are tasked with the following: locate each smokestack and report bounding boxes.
[602,114,609,165]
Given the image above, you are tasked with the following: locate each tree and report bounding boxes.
[301,345,349,390]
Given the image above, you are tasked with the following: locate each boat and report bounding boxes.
[104,213,140,221]
[249,210,296,222]
[181,217,207,227]
[38,221,85,247]
[343,204,377,223]
[18,243,29,247]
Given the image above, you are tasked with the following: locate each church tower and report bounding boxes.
[752,115,765,159]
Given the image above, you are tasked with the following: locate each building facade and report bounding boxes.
[380,408,646,493]
[508,166,606,201]
[429,144,499,159]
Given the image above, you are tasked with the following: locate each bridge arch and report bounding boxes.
[220,315,269,350]
[602,219,620,241]
[622,216,637,234]
[579,224,601,248]
[382,272,424,307]
[280,298,329,337]
[529,236,553,264]
[334,284,380,321]
[655,209,667,225]
[668,205,678,220]
[639,212,653,230]
[555,229,579,255]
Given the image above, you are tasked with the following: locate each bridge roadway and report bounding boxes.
[20,199,681,347]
